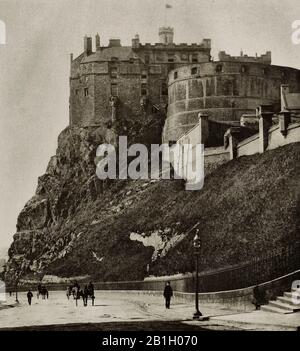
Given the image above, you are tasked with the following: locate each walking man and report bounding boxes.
[163,281,173,309]
[27,290,33,306]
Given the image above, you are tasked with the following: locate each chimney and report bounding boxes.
[95,33,100,51]
[84,35,92,56]
[258,105,274,153]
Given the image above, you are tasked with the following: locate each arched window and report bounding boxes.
[174,71,178,79]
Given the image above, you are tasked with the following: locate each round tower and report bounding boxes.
[159,27,174,45]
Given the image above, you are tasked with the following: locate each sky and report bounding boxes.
[0,0,300,251]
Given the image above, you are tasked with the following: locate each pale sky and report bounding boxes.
[0,0,300,251]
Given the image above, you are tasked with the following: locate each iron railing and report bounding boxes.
[6,241,300,293]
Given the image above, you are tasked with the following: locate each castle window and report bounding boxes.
[263,67,269,76]
[141,70,147,79]
[141,83,147,96]
[110,67,118,78]
[191,54,198,63]
[84,88,89,96]
[161,82,168,96]
[174,71,178,79]
[216,64,223,73]
[168,54,175,63]
[75,89,79,95]
[145,55,150,64]
[191,67,198,75]
[111,83,118,97]
[240,65,248,74]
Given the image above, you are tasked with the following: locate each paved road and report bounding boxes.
[0,290,236,330]
[1,291,299,331]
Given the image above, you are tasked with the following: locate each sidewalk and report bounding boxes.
[143,299,300,331]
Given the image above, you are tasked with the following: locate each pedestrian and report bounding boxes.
[83,285,89,307]
[252,285,266,310]
[27,290,33,306]
[163,281,173,309]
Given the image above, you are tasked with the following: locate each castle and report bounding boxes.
[69,26,300,145]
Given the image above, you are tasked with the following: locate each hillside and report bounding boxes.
[4,126,300,283]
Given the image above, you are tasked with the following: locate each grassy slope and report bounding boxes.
[46,142,300,280]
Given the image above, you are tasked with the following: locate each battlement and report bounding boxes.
[135,39,211,51]
[218,50,272,64]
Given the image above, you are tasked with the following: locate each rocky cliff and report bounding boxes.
[4,124,300,283]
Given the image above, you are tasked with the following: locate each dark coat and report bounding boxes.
[163,285,173,298]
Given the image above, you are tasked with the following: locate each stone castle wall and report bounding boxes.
[163,62,300,142]
[69,30,212,130]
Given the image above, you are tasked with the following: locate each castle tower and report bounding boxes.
[159,27,174,45]
[132,34,140,48]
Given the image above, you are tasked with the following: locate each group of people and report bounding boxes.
[66,281,95,306]
[37,284,49,299]
[26,284,49,305]
[25,281,95,306]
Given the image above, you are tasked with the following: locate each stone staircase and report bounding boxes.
[261,289,300,314]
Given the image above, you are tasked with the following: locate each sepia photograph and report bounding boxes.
[0,0,300,340]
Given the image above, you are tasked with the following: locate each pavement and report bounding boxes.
[0,291,299,331]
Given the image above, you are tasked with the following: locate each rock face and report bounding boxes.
[4,123,300,284]
[5,110,165,284]
[5,126,107,282]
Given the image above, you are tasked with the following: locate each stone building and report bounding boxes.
[69,27,211,132]
[164,52,300,142]
[69,26,300,146]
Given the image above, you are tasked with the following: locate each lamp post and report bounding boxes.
[193,230,202,320]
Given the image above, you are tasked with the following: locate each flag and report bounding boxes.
[166,4,172,9]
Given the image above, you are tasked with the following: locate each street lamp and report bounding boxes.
[193,229,202,320]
